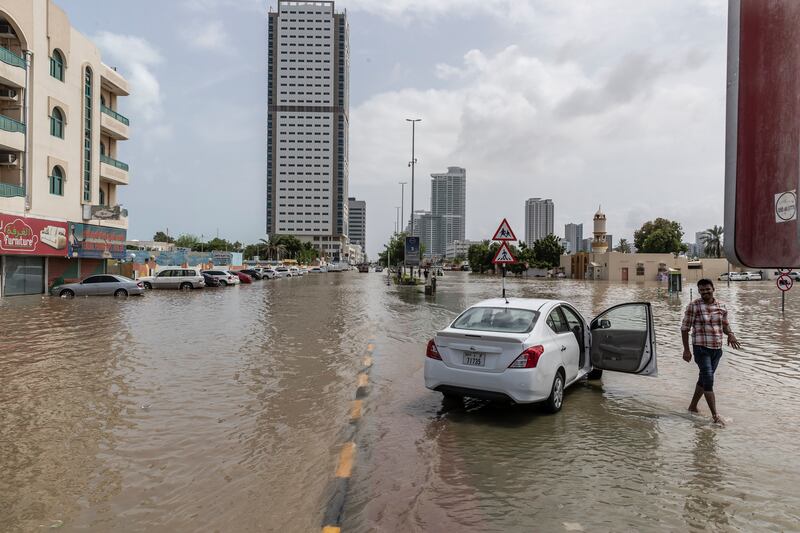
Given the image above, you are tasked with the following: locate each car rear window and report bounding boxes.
[451,307,538,333]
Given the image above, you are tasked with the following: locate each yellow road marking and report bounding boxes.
[362,355,373,368]
[336,442,356,478]
[350,400,362,420]
[367,343,375,352]
[357,373,368,388]
[322,527,341,533]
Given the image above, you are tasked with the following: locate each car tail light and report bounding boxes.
[426,339,442,360]
[136,282,143,288]
[508,345,545,369]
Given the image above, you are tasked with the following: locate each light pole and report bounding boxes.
[406,118,421,277]
[399,181,407,234]
[395,206,401,236]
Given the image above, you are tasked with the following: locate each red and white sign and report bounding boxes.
[492,242,516,264]
[0,213,68,256]
[492,218,517,241]
[777,274,794,292]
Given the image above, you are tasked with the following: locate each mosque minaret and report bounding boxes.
[592,206,608,253]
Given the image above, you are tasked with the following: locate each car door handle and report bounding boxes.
[561,345,566,352]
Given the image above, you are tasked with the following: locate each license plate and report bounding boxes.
[463,352,485,367]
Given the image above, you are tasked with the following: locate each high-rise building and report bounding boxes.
[0,1,131,298]
[605,234,613,253]
[266,0,350,260]
[524,198,554,247]
[405,210,428,236]
[347,197,365,251]
[429,166,466,258]
[565,223,583,254]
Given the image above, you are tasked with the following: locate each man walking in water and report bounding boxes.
[681,279,740,425]
[681,278,741,425]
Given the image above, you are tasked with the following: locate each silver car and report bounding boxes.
[53,274,144,298]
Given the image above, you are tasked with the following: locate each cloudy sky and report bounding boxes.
[59,0,729,258]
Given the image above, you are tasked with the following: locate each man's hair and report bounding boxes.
[697,278,714,289]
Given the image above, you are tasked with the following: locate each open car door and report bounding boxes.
[590,302,657,376]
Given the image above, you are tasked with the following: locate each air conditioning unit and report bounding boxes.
[0,24,16,38]
[0,88,18,100]
[0,153,17,165]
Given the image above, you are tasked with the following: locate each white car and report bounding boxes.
[140,268,205,290]
[258,267,277,279]
[274,266,291,277]
[289,266,305,276]
[424,298,657,412]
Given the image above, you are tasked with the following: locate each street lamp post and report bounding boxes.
[399,181,407,234]
[395,206,400,235]
[406,118,421,278]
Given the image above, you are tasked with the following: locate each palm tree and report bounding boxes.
[615,239,631,253]
[701,225,724,258]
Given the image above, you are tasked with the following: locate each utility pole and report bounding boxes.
[406,118,421,278]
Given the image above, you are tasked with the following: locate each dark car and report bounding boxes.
[202,273,221,287]
[240,269,263,280]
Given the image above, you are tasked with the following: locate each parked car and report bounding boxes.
[289,266,305,276]
[773,271,800,280]
[52,274,144,298]
[231,271,252,284]
[275,266,291,277]
[424,298,657,412]
[259,267,277,279]
[202,273,221,287]
[240,269,263,280]
[201,269,239,286]
[744,271,763,281]
[718,271,760,281]
[140,268,205,290]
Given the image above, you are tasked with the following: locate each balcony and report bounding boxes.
[100,63,130,96]
[0,182,24,197]
[101,105,130,140]
[0,46,26,88]
[0,115,25,152]
[100,154,129,185]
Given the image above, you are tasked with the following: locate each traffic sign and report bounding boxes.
[492,218,517,241]
[779,267,794,274]
[492,242,516,264]
[777,274,794,292]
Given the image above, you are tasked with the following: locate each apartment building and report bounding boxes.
[0,1,131,297]
[429,166,466,258]
[524,198,554,247]
[266,0,350,261]
[564,223,582,254]
[347,196,365,251]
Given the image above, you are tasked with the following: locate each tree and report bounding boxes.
[174,234,199,249]
[377,232,407,267]
[153,231,174,243]
[532,234,565,268]
[615,238,631,253]
[633,218,688,255]
[701,225,724,258]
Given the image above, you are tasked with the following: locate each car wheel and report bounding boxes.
[114,289,128,298]
[442,391,463,402]
[587,368,603,380]
[180,282,192,291]
[60,289,75,299]
[220,280,228,287]
[143,282,152,290]
[544,370,565,413]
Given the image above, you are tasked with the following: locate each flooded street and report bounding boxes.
[1,272,799,532]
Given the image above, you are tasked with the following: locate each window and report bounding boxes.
[50,50,64,81]
[50,107,64,138]
[452,307,538,333]
[99,187,106,206]
[83,67,93,202]
[546,308,570,334]
[49,166,64,196]
[636,263,645,276]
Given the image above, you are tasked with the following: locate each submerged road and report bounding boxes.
[1,272,799,532]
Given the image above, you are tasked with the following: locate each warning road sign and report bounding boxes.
[492,242,516,264]
[777,274,794,292]
[492,218,517,241]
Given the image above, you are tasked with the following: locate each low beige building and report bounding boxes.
[562,252,734,283]
[1,0,130,296]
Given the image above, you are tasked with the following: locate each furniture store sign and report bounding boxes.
[68,223,127,260]
[0,213,68,256]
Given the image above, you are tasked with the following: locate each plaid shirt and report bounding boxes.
[681,298,730,349]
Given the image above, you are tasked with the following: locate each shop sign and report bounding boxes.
[0,213,68,256]
[68,222,127,260]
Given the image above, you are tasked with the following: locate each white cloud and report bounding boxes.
[180,20,232,53]
[93,32,165,126]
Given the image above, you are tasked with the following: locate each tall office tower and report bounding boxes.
[347,197,366,250]
[524,198,554,247]
[405,210,429,236]
[605,234,613,253]
[266,0,350,260]
[564,223,583,254]
[429,166,466,258]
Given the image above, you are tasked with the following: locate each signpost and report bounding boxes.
[491,219,517,299]
[777,269,794,313]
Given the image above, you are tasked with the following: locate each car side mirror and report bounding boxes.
[592,319,611,330]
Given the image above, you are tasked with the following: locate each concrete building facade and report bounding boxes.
[524,198,554,247]
[347,196,365,251]
[1,1,131,297]
[445,239,480,260]
[561,252,731,283]
[266,0,350,261]
[564,223,582,254]
[429,166,466,258]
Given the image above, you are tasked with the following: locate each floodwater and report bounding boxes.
[1,272,799,532]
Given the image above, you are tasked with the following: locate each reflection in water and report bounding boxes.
[1,274,800,531]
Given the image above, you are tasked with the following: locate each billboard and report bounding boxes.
[405,236,420,266]
[724,0,800,267]
[0,213,68,256]
[68,223,127,260]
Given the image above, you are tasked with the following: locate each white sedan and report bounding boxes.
[424,298,657,412]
